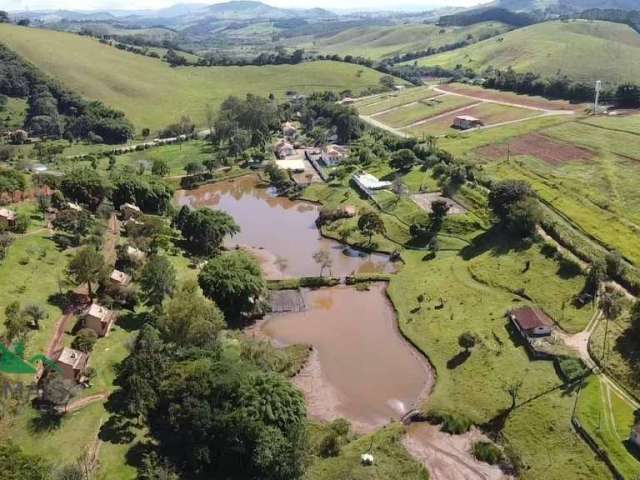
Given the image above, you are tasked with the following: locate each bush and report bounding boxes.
[555,356,590,383]
[71,328,98,353]
[472,441,503,465]
[426,409,472,434]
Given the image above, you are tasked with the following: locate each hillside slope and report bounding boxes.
[411,20,640,85]
[0,24,390,132]
[295,21,511,60]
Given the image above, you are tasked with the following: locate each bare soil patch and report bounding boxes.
[477,133,595,165]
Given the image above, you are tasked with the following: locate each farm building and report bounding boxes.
[509,306,554,338]
[282,122,297,139]
[52,347,88,383]
[119,203,141,220]
[66,202,83,212]
[275,159,306,173]
[353,173,392,193]
[630,423,640,448]
[321,145,348,166]
[453,115,483,130]
[110,269,131,287]
[340,97,355,105]
[0,208,16,228]
[82,303,116,337]
[275,140,295,159]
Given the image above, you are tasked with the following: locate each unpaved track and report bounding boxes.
[360,115,410,138]
[403,424,511,480]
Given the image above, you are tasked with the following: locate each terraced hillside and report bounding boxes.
[410,20,640,85]
[0,24,393,132]
[294,21,511,60]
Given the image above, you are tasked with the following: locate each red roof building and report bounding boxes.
[509,306,554,337]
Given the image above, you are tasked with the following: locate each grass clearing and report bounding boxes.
[575,378,640,479]
[357,87,441,115]
[0,24,395,131]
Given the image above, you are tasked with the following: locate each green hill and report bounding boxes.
[295,21,511,60]
[0,24,389,132]
[410,20,640,85]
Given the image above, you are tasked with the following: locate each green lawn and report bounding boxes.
[0,24,396,132]
[0,230,73,358]
[2,97,28,130]
[357,86,440,115]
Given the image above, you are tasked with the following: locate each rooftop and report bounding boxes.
[275,159,306,171]
[0,208,16,220]
[87,303,110,321]
[120,203,141,212]
[455,115,481,122]
[353,172,392,190]
[110,269,131,285]
[55,347,87,369]
[511,306,553,331]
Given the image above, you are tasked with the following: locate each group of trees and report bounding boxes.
[175,206,240,257]
[200,48,305,67]
[0,44,133,143]
[488,180,542,238]
[300,91,363,144]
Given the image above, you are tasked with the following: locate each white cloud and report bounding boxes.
[5,0,485,12]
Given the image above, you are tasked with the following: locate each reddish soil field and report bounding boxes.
[477,133,595,165]
[438,84,580,111]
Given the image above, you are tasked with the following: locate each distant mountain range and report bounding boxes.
[494,0,639,12]
[9,1,337,23]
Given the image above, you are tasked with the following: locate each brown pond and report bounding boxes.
[175,175,395,278]
[261,284,433,432]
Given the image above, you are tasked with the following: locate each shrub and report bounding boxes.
[426,409,472,434]
[473,441,503,465]
[555,356,589,383]
[71,328,98,353]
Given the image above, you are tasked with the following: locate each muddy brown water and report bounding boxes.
[175,175,394,278]
[261,284,433,432]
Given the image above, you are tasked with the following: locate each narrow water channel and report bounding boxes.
[261,284,433,432]
[175,175,394,278]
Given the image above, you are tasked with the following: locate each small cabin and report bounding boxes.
[453,115,483,130]
[509,306,554,338]
[119,203,141,220]
[275,140,295,159]
[53,347,88,383]
[110,269,131,287]
[321,145,348,167]
[82,303,115,337]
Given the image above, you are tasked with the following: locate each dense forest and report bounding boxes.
[0,44,134,143]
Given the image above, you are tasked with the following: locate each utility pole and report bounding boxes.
[594,80,602,114]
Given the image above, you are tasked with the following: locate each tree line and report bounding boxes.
[0,44,134,144]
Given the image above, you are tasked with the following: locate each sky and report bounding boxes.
[3,0,486,13]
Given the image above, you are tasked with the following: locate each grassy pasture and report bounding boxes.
[0,24,394,132]
[372,95,476,128]
[406,102,538,137]
[297,21,510,60]
[410,20,640,86]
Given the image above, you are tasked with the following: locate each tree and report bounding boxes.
[159,280,225,347]
[458,332,476,352]
[504,379,523,410]
[0,11,9,23]
[390,148,417,171]
[180,208,240,257]
[504,197,542,238]
[631,301,640,334]
[152,159,170,177]
[36,193,51,221]
[139,255,176,307]
[0,442,50,480]
[41,374,74,408]
[358,211,386,245]
[13,212,29,234]
[22,304,47,330]
[138,453,179,480]
[605,250,624,278]
[60,167,110,210]
[52,208,94,243]
[379,75,396,90]
[198,251,267,321]
[585,259,606,297]
[265,162,290,190]
[67,247,105,299]
[71,328,98,353]
[616,84,640,108]
[184,160,204,176]
[141,128,150,138]
[312,249,332,277]
[275,256,288,279]
[488,180,534,220]
[3,301,28,342]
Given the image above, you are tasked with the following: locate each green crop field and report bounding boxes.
[410,20,640,86]
[295,21,511,60]
[406,102,538,137]
[372,94,476,128]
[0,24,396,132]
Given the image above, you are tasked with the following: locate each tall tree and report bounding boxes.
[180,208,240,257]
[67,247,105,299]
[198,251,267,321]
[139,255,176,308]
[357,211,386,245]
